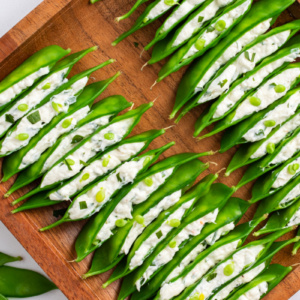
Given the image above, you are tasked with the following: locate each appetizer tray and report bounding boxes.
[1,0,300,299]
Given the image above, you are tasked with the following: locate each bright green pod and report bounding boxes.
[116,184,236,300]
[0,253,21,266]
[83,155,212,278]
[171,0,294,119]
[115,0,149,22]
[132,199,254,300]
[0,46,98,139]
[199,63,300,140]
[7,94,131,201]
[227,264,292,300]
[156,0,253,83]
[0,45,70,111]
[292,227,300,255]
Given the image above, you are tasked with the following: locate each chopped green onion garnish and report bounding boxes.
[133,42,139,48]
[27,111,41,124]
[116,173,122,182]
[156,230,163,239]
[245,51,256,62]
[64,158,75,170]
[80,160,88,167]
[71,135,83,144]
[198,16,204,23]
[52,102,63,113]
[218,79,228,88]
[5,114,14,123]
[79,201,88,210]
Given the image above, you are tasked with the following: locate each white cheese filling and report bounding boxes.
[187,245,264,300]
[0,77,88,155]
[199,30,291,104]
[68,155,149,220]
[49,142,145,201]
[237,281,268,300]
[173,0,235,47]
[159,239,240,300]
[129,198,195,270]
[41,118,134,188]
[147,0,179,21]
[136,209,219,291]
[212,263,266,300]
[287,205,300,227]
[232,68,300,122]
[251,114,300,159]
[243,91,300,142]
[42,115,111,172]
[97,168,175,245]
[0,67,50,106]
[20,106,90,169]
[279,183,300,206]
[0,68,68,135]
[214,51,300,118]
[185,0,252,61]
[195,19,272,93]
[273,157,300,189]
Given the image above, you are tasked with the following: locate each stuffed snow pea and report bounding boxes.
[195,34,300,136]
[153,217,266,300]
[83,155,211,276]
[130,198,251,300]
[2,73,119,182]
[198,62,300,139]
[115,183,235,299]
[176,229,295,300]
[0,47,97,139]
[293,227,300,255]
[7,95,131,200]
[112,0,180,46]
[115,0,149,22]
[13,131,169,212]
[227,264,292,300]
[156,0,253,82]
[171,0,294,119]
[0,45,70,111]
[149,0,236,65]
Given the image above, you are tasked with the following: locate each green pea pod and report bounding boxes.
[0,46,98,139]
[251,152,300,203]
[0,59,115,159]
[180,20,300,123]
[2,73,119,183]
[8,94,131,201]
[116,183,235,300]
[236,125,300,188]
[199,63,300,140]
[176,228,294,300]
[83,154,211,278]
[171,0,293,119]
[115,0,149,22]
[149,0,236,65]
[156,0,253,83]
[254,199,300,236]
[112,0,179,46]
[74,142,175,262]
[145,0,212,51]
[292,226,300,255]
[0,266,56,297]
[227,264,292,300]
[193,24,300,135]
[0,253,21,266]
[104,174,218,286]
[0,45,70,111]
[132,198,252,300]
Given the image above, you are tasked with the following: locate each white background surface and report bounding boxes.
[0,0,300,299]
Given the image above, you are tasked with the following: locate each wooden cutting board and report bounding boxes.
[1,0,300,299]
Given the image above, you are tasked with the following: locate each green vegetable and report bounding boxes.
[27,111,41,124]
[114,0,150,22]
[0,253,21,266]
[5,114,14,123]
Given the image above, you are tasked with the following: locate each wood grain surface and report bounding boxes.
[0,0,300,299]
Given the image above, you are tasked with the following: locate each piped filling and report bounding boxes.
[279,183,300,207]
[146,0,180,22]
[49,142,145,201]
[0,67,50,106]
[237,281,268,300]
[41,118,134,188]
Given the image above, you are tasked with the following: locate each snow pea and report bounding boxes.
[0,253,21,266]
[83,155,211,278]
[74,142,175,262]
[116,183,235,300]
[156,0,253,83]
[0,294,7,300]
[171,0,293,119]
[115,0,150,22]
[227,264,292,300]
[132,198,252,300]
[8,93,130,201]
[112,0,179,46]
[148,0,236,65]
[254,199,300,236]
[251,152,300,203]
[236,125,300,188]
[0,45,70,111]
[0,265,57,298]
[200,63,300,140]
[104,174,218,286]
[292,227,300,255]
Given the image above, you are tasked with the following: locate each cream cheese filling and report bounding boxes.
[237,281,268,300]
[279,183,300,206]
